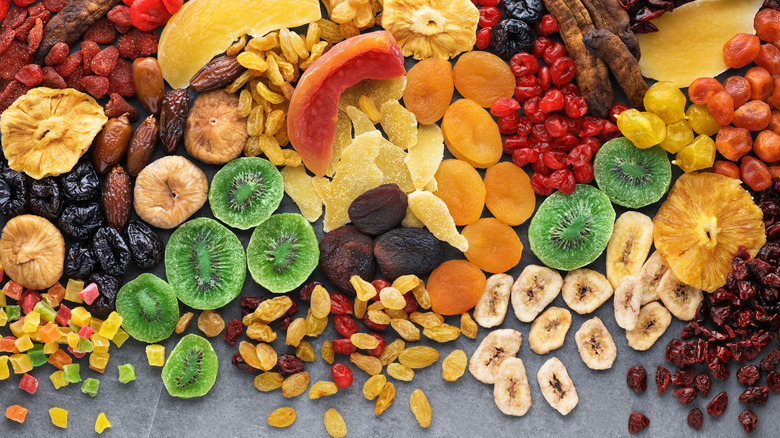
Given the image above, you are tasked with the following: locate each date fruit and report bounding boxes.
[189,55,243,92]
[348,184,407,236]
[132,57,164,115]
[102,165,132,232]
[126,115,160,176]
[160,88,189,153]
[319,225,375,296]
[93,113,132,175]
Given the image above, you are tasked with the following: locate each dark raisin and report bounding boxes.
[60,161,99,201]
[232,353,256,372]
[64,242,96,279]
[92,227,130,276]
[503,0,544,23]
[223,319,242,346]
[766,371,780,392]
[737,364,761,386]
[0,167,28,217]
[489,19,535,59]
[707,392,728,417]
[674,386,697,404]
[58,202,104,240]
[760,349,780,372]
[694,372,711,397]
[738,409,758,434]
[708,358,730,380]
[298,281,322,302]
[671,366,694,386]
[656,365,671,394]
[276,353,304,375]
[124,220,163,268]
[27,177,61,220]
[627,365,647,393]
[627,411,650,434]
[85,273,120,317]
[738,386,769,404]
[687,408,703,430]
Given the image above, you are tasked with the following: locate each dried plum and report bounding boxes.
[348,184,407,236]
[86,272,121,318]
[64,242,96,279]
[124,220,164,269]
[92,227,130,276]
[59,202,104,240]
[319,225,375,296]
[490,19,536,59]
[28,178,62,221]
[0,167,28,217]
[503,0,544,24]
[374,227,445,280]
[61,161,100,201]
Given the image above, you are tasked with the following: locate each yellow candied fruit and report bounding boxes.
[14,335,33,352]
[57,326,73,343]
[49,407,68,429]
[9,353,32,374]
[112,328,129,348]
[50,370,69,389]
[0,355,9,380]
[616,109,666,149]
[99,312,123,340]
[89,317,103,333]
[70,307,92,327]
[89,352,109,372]
[67,332,80,349]
[43,342,58,355]
[22,311,40,333]
[146,345,165,367]
[95,412,111,434]
[65,279,84,303]
[9,319,24,337]
[673,134,716,173]
[91,334,110,354]
[0,290,5,306]
[0,308,8,327]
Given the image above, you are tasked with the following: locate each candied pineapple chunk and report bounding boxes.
[375,139,415,193]
[405,124,444,191]
[281,166,323,222]
[380,100,417,149]
[408,190,468,252]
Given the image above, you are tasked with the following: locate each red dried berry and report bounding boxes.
[739,386,769,404]
[490,97,520,117]
[365,332,386,357]
[497,111,520,134]
[628,412,649,434]
[91,46,119,77]
[694,372,711,397]
[334,315,358,338]
[0,28,16,55]
[331,363,353,388]
[610,103,629,123]
[564,95,588,118]
[535,14,558,36]
[572,162,594,183]
[0,40,32,80]
[550,56,576,84]
[104,93,139,121]
[44,42,67,65]
[0,79,28,113]
[14,63,40,86]
[509,52,539,77]
[478,6,501,27]
[671,366,695,386]
[627,365,647,393]
[222,319,242,346]
[539,88,564,113]
[80,41,100,74]
[687,408,703,430]
[276,353,304,375]
[738,364,761,386]
[362,313,388,331]
[276,315,291,331]
[107,4,132,28]
[529,172,554,196]
[107,58,134,97]
[402,293,418,314]
[161,0,183,15]
[331,338,357,355]
[80,75,109,99]
[330,292,353,315]
[371,279,391,294]
[766,371,780,392]
[297,281,321,302]
[285,298,298,316]
[542,42,567,66]
[231,353,256,372]
[475,27,491,51]
[26,17,41,51]
[239,296,264,311]
[117,28,158,60]
[538,65,551,90]
[760,349,780,372]
[12,0,34,6]
[54,51,82,77]
[707,391,728,417]
[511,146,535,166]
[41,0,67,12]
[128,0,171,31]
[41,66,65,88]
[674,386,697,404]
[738,409,758,434]
[3,5,25,29]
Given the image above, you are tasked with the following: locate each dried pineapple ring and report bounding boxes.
[1,87,107,179]
[0,214,65,290]
[381,0,479,60]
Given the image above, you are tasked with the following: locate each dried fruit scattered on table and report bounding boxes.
[473,273,512,328]
[209,157,284,230]
[605,211,654,289]
[126,115,160,177]
[653,172,765,292]
[574,316,616,370]
[134,156,209,229]
[628,412,650,434]
[1,87,107,179]
[613,276,642,331]
[469,328,522,384]
[561,268,613,315]
[537,357,578,415]
[493,357,532,416]
[160,88,189,153]
[528,307,571,355]
[627,365,647,393]
[442,99,502,168]
[403,57,453,124]
[184,89,248,165]
[161,334,219,398]
[406,124,444,191]
[655,269,703,321]
[511,265,563,323]
[625,302,671,351]
[381,0,478,60]
[281,165,323,223]
[115,273,179,343]
[0,214,64,290]
[102,166,132,232]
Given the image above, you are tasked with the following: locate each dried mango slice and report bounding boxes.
[375,138,415,193]
[380,100,417,150]
[408,190,468,252]
[405,124,444,191]
[327,110,353,177]
[345,106,377,136]
[338,76,407,112]
[281,166,323,222]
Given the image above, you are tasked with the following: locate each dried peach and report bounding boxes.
[452,51,515,108]
[483,162,535,226]
[462,218,523,274]
[442,99,502,168]
[427,260,486,315]
[433,159,485,226]
[403,58,454,125]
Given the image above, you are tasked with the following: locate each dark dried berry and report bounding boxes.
[189,55,242,92]
[320,225,375,295]
[708,358,730,380]
[490,19,535,59]
[671,366,694,386]
[738,386,769,404]
[348,183,407,236]
[503,0,544,23]
[92,227,130,276]
[223,319,242,346]
[707,391,728,417]
[0,166,28,217]
[687,408,703,430]
[275,353,304,375]
[694,372,711,397]
[674,386,697,404]
[330,292,353,315]
[738,409,758,434]
[760,349,780,372]
[374,227,445,281]
[160,88,188,153]
[60,161,99,201]
[239,296,264,311]
[656,365,671,394]
[58,202,104,240]
[298,281,322,302]
[277,315,291,331]
[124,220,164,269]
[231,353,256,372]
[766,371,780,392]
[286,298,299,316]
[85,272,120,318]
[627,365,647,393]
[64,242,96,279]
[627,411,649,434]
[737,364,761,386]
[27,177,61,220]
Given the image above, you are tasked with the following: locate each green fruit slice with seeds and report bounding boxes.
[246,213,319,293]
[116,273,179,343]
[209,157,284,230]
[162,334,218,398]
[165,217,246,309]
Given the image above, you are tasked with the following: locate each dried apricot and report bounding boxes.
[427,260,486,315]
[688,77,724,105]
[733,100,772,131]
[754,8,780,42]
[756,44,780,75]
[770,110,780,135]
[715,126,752,161]
[442,99,502,168]
[713,160,740,179]
[462,218,523,274]
[707,92,735,126]
[432,159,485,226]
[741,156,772,191]
[483,162,535,226]
[452,51,515,108]
[403,58,454,125]
[768,77,780,109]
[722,33,760,69]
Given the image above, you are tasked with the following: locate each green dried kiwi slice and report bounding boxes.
[528,184,615,271]
[116,273,179,343]
[161,334,218,398]
[165,217,246,309]
[209,157,284,230]
[246,213,319,294]
[593,137,672,209]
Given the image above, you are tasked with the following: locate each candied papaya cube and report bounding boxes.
[55,304,71,327]
[47,283,67,305]
[33,301,56,322]
[78,283,99,305]
[0,355,8,380]
[5,405,27,423]
[78,326,93,339]
[95,412,111,434]
[19,289,41,314]
[89,317,103,333]
[81,377,99,397]
[49,407,68,429]
[89,352,109,373]
[9,354,32,374]
[91,334,110,354]
[3,280,23,300]
[111,328,129,348]
[65,278,84,303]
[50,370,69,389]
[9,318,25,337]
[5,305,21,322]
[0,308,6,327]
[14,334,33,352]
[19,373,38,394]
[62,363,80,383]
[99,312,123,340]
[0,337,15,353]
[27,345,47,367]
[47,348,72,370]
[146,344,165,367]
[70,307,92,327]
[39,322,61,344]
[43,342,59,355]
[118,363,135,383]
[22,311,40,333]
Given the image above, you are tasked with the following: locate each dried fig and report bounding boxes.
[320,225,375,295]
[374,227,445,280]
[133,156,208,229]
[0,214,65,290]
[348,184,408,236]
[184,89,247,164]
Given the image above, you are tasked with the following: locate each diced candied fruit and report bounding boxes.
[118,363,135,383]
[98,312,123,340]
[89,352,109,372]
[70,307,91,327]
[65,278,85,303]
[22,311,39,333]
[5,405,27,423]
[78,283,99,305]
[146,344,165,366]
[95,412,111,434]
[14,335,33,352]
[49,407,68,429]
[50,370,68,389]
[19,373,37,394]
[62,363,80,383]
[47,349,72,370]
[81,377,99,397]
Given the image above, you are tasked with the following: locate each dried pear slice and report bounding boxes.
[1,87,107,179]
[0,214,64,290]
[405,124,444,191]
[408,190,468,252]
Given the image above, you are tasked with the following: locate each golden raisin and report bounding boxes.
[387,363,415,381]
[375,382,396,416]
[282,372,310,398]
[379,339,406,366]
[267,407,296,428]
[410,389,432,428]
[254,372,284,392]
[398,346,440,369]
[309,381,338,399]
[324,408,347,438]
[363,374,387,400]
[442,349,468,381]
[175,312,194,334]
[197,310,225,337]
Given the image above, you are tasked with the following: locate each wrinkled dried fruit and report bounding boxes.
[320,225,375,295]
[348,183,407,236]
[185,89,247,164]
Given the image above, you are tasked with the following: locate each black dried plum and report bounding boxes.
[92,227,130,276]
[374,228,445,280]
[0,167,28,217]
[125,220,164,268]
[503,0,544,24]
[64,242,96,279]
[86,273,121,317]
[61,161,100,201]
[59,202,104,240]
[348,184,407,236]
[319,225,375,296]
[490,19,536,59]
[28,178,62,221]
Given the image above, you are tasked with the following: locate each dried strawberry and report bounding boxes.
[117,28,157,59]
[0,0,8,20]
[107,58,134,97]
[0,79,28,113]
[44,42,67,65]
[41,66,65,88]
[0,40,31,80]
[12,0,34,7]
[41,0,67,12]
[80,41,100,74]
[129,0,171,31]
[65,67,85,91]
[13,16,36,42]
[107,5,132,28]
[25,16,40,51]
[14,62,39,86]
[84,18,116,44]
[80,75,109,99]
[160,0,182,14]
[0,27,14,54]
[2,5,26,30]
[54,51,82,77]
[122,0,134,5]
[91,46,118,77]
[26,3,42,15]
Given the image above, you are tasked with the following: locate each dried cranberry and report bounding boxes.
[334,315,358,338]
[365,332,386,357]
[572,162,594,183]
[760,349,780,372]
[231,353,256,372]
[548,168,575,194]
[298,281,322,302]
[223,319,242,346]
[475,27,491,51]
[544,114,568,138]
[694,372,711,397]
[505,136,529,155]
[402,293,418,314]
[739,386,769,404]
[564,95,588,118]
[671,366,695,386]
[240,296,263,311]
[709,358,730,380]
[766,371,780,392]
[514,84,543,101]
[707,392,728,417]
[286,298,298,316]
[738,409,758,434]
[276,315,291,331]
[362,313,388,331]
[738,365,761,386]
[276,353,304,375]
[538,65,551,91]
[332,338,357,355]
[628,412,650,434]
[529,172,554,196]
[627,366,647,393]
[687,408,703,430]
[478,6,501,27]
[674,386,697,404]
[331,363,353,388]
[330,292,353,315]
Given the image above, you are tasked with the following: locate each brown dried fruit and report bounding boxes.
[101,165,132,232]
[347,183,408,236]
[175,311,194,334]
[189,55,244,92]
[126,115,159,177]
[374,228,446,280]
[160,88,189,153]
[0,214,64,290]
[92,113,132,174]
[319,225,376,295]
[184,89,247,164]
[132,57,164,115]
[133,156,208,229]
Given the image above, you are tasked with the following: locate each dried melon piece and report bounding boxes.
[345,105,377,136]
[314,131,384,232]
[327,110,353,177]
[338,76,407,112]
[405,124,444,190]
[281,165,323,222]
[376,138,415,193]
[408,190,468,252]
[402,206,424,228]
[380,100,417,150]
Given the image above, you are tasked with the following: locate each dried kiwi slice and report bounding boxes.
[246,213,319,294]
[161,334,218,398]
[165,217,246,309]
[209,157,283,230]
[593,137,672,209]
[528,184,615,271]
[116,273,179,343]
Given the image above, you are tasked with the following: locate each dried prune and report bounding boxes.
[503,0,544,23]
[319,225,375,296]
[490,19,535,59]
[124,220,163,268]
[687,408,703,430]
[60,161,99,201]
[86,272,120,318]
[738,409,757,434]
[373,227,445,281]
[627,365,647,392]
[348,184,407,236]
[58,202,104,240]
[738,386,769,404]
[27,177,61,220]
[627,411,650,434]
[276,353,304,375]
[92,227,130,276]
[0,166,28,217]
[64,242,95,279]
[738,364,761,386]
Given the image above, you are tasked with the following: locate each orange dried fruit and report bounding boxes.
[441,99,502,168]
[403,58,454,125]
[427,259,486,315]
[452,51,515,107]
[462,218,523,274]
[483,162,535,226]
[433,159,485,226]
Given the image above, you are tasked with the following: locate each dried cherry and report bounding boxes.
[124,220,164,269]
[627,365,647,392]
[331,338,357,355]
[223,319,242,346]
[58,202,104,240]
[738,409,757,434]
[232,353,256,372]
[335,315,358,338]
[331,363,353,388]
[707,391,728,417]
[738,364,761,386]
[694,372,711,397]
[275,353,304,375]
[671,366,694,386]
[760,349,780,372]
[92,227,130,276]
[738,386,769,404]
[64,242,96,279]
[330,293,353,315]
[674,386,697,404]
[767,371,780,392]
[687,408,703,430]
[627,411,650,434]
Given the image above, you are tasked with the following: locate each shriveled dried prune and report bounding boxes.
[490,19,536,59]
[86,272,120,317]
[374,227,445,280]
[64,242,96,279]
[61,161,99,201]
[124,220,163,268]
[348,184,407,236]
[92,227,130,276]
[503,0,544,23]
[320,225,375,295]
[28,177,62,220]
[59,202,104,240]
[0,167,28,217]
